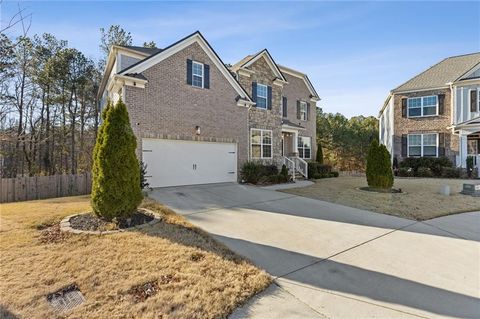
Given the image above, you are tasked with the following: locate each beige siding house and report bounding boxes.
[98,31,320,187]
[379,53,480,170]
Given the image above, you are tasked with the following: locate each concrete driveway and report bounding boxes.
[150,183,480,319]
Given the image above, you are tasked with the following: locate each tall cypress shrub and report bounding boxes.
[366,140,393,189]
[91,99,142,221]
[316,142,324,164]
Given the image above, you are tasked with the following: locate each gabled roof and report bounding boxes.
[231,49,287,82]
[118,45,163,56]
[118,31,252,103]
[392,52,480,93]
[278,64,320,100]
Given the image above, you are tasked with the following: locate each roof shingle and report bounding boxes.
[392,52,480,93]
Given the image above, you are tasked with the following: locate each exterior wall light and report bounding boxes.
[195,126,201,135]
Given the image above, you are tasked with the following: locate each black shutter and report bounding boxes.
[471,90,477,112]
[282,96,287,117]
[306,102,311,121]
[438,133,445,157]
[186,59,192,85]
[401,98,407,118]
[267,86,272,110]
[252,82,257,103]
[204,64,210,89]
[401,134,408,157]
[438,94,445,115]
[296,100,301,119]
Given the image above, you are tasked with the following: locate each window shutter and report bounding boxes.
[252,82,257,103]
[470,90,477,112]
[438,94,445,115]
[282,96,287,117]
[204,64,210,89]
[296,100,301,119]
[401,98,407,118]
[186,59,192,85]
[306,102,311,121]
[401,134,408,157]
[438,133,445,156]
[267,86,272,110]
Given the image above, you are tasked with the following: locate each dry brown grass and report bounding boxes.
[0,196,270,319]
[282,176,480,220]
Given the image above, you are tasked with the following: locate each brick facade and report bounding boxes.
[124,42,249,171]
[121,42,317,180]
[392,89,459,162]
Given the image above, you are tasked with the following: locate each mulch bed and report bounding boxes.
[40,224,70,244]
[69,211,154,232]
[358,187,403,194]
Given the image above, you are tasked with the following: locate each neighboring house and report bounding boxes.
[98,31,320,188]
[379,53,480,169]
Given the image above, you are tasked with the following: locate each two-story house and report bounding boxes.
[379,53,480,171]
[98,31,320,187]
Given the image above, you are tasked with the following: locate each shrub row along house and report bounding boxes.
[98,31,319,187]
[379,53,480,171]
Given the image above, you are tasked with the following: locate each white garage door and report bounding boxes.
[142,139,237,188]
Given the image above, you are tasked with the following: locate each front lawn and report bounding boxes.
[0,196,270,318]
[282,176,480,220]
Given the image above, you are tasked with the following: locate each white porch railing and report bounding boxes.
[283,156,308,180]
[283,156,296,181]
[293,157,308,179]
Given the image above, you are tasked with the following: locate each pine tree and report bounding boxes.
[91,99,142,221]
[366,140,393,189]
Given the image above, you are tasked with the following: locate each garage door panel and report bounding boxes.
[142,139,237,188]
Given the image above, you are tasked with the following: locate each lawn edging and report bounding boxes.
[60,208,162,235]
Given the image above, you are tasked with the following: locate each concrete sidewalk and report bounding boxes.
[150,183,480,318]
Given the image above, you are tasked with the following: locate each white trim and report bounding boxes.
[119,32,252,102]
[407,133,439,157]
[250,128,273,159]
[242,50,287,82]
[393,86,449,94]
[407,95,439,118]
[256,83,268,109]
[192,60,204,88]
[297,136,312,159]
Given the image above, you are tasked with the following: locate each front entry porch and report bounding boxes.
[454,118,480,176]
[281,124,308,179]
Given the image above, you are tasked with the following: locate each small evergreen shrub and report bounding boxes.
[316,142,324,164]
[264,164,279,176]
[280,164,290,182]
[398,167,414,177]
[91,99,143,221]
[308,162,334,179]
[416,167,433,177]
[440,166,461,178]
[399,157,453,176]
[330,171,339,177]
[240,161,265,184]
[366,140,394,189]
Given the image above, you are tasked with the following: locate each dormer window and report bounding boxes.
[192,61,204,88]
[256,83,268,109]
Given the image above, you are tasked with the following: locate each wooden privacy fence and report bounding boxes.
[1,173,92,203]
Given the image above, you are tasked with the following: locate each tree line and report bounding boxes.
[316,110,379,171]
[0,21,151,178]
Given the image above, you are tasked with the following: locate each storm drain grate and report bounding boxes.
[47,284,85,312]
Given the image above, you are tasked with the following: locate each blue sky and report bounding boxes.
[2,1,479,117]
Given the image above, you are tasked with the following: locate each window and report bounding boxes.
[282,97,287,118]
[251,129,272,158]
[408,95,438,117]
[408,133,438,157]
[192,61,204,88]
[256,84,268,109]
[297,136,311,159]
[299,101,307,120]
